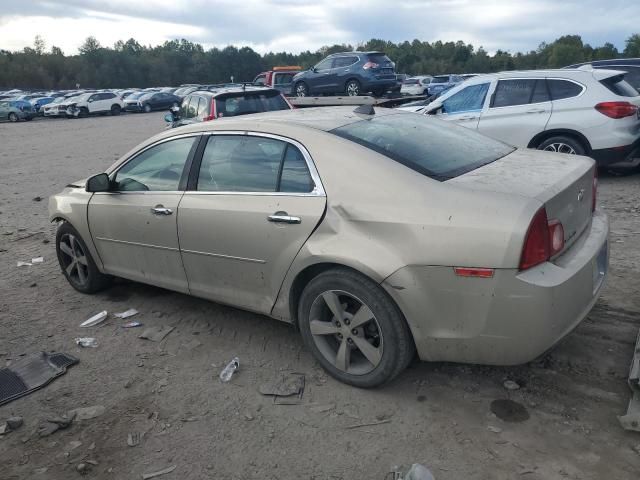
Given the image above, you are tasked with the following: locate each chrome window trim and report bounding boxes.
[545,78,586,102]
[489,77,585,110]
[185,130,326,197]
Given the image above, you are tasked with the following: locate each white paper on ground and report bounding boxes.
[80,310,108,327]
[17,261,32,267]
[31,257,44,264]
[114,308,138,319]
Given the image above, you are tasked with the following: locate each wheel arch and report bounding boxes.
[527,129,592,154]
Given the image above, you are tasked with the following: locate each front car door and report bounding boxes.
[309,58,335,93]
[88,134,200,293]
[177,132,326,314]
[0,101,9,121]
[435,82,491,129]
[477,78,552,147]
[87,93,101,113]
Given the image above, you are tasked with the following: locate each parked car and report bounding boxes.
[124,92,181,113]
[565,58,640,92]
[292,51,396,97]
[400,76,433,96]
[43,96,77,117]
[0,100,35,122]
[50,106,607,387]
[30,96,55,114]
[426,74,464,96]
[67,92,125,117]
[173,86,199,98]
[421,68,640,168]
[167,87,292,128]
[253,66,302,95]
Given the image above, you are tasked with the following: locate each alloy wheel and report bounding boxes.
[346,81,360,96]
[308,290,383,375]
[59,233,90,287]
[295,83,307,97]
[542,142,576,155]
[8,112,17,122]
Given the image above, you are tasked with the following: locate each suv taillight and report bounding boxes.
[362,61,379,70]
[595,101,638,119]
[519,208,565,270]
[592,168,598,212]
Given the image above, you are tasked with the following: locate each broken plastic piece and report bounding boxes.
[31,257,44,264]
[219,357,239,382]
[122,321,143,328]
[142,465,177,480]
[80,311,108,327]
[75,338,98,348]
[402,464,435,480]
[17,261,32,267]
[114,308,138,319]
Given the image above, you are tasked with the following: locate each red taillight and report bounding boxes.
[595,101,638,119]
[519,208,567,270]
[362,61,379,70]
[592,168,598,212]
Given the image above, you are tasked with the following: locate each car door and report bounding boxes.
[177,133,326,314]
[87,135,200,293]
[0,102,8,121]
[435,82,491,129]
[332,55,358,91]
[477,78,552,147]
[86,93,101,113]
[309,58,335,93]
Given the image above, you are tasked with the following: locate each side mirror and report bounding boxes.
[86,173,111,192]
[311,67,317,73]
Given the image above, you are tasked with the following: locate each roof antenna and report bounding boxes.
[353,104,375,115]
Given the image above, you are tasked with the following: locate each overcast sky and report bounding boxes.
[1,0,639,55]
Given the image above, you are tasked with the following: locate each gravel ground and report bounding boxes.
[1,113,639,480]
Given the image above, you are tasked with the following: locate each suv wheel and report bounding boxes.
[78,107,89,118]
[295,82,308,97]
[345,80,361,96]
[8,112,18,122]
[110,104,121,116]
[298,268,415,388]
[538,135,585,155]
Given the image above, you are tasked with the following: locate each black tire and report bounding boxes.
[143,103,152,113]
[78,107,89,118]
[110,105,121,116]
[345,79,361,96]
[294,82,308,97]
[537,135,586,155]
[8,112,18,122]
[25,116,33,121]
[56,222,111,294]
[298,268,415,388]
[371,88,385,97]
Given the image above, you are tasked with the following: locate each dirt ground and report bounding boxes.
[1,113,639,480]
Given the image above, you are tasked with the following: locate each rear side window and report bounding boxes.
[403,79,418,85]
[442,83,490,114]
[432,76,449,83]
[331,113,514,180]
[273,73,295,85]
[622,67,640,91]
[196,97,209,119]
[599,74,639,97]
[279,146,314,193]
[547,80,583,100]
[333,56,358,68]
[215,92,289,117]
[492,79,537,107]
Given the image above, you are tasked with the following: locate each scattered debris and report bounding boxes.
[37,413,75,437]
[0,423,8,435]
[75,337,98,348]
[114,308,138,319]
[67,440,82,451]
[31,257,43,264]
[401,463,435,480]
[244,413,255,421]
[6,416,23,430]
[344,419,391,429]
[141,465,177,479]
[259,372,305,403]
[139,326,174,342]
[68,405,105,421]
[127,432,141,447]
[76,463,90,474]
[32,196,42,202]
[88,442,96,450]
[33,467,48,475]
[122,321,143,329]
[490,399,530,423]
[503,380,521,391]
[17,261,32,267]
[220,357,240,383]
[80,311,108,327]
[487,425,503,433]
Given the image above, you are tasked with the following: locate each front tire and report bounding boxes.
[78,107,89,118]
[8,112,18,122]
[295,82,308,97]
[537,135,586,155]
[143,103,152,113]
[110,105,121,116]
[56,222,111,294]
[345,79,361,96]
[298,268,415,388]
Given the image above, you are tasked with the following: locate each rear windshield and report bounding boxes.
[600,75,639,97]
[432,76,449,83]
[367,54,392,65]
[330,113,514,180]
[403,79,419,85]
[215,92,290,117]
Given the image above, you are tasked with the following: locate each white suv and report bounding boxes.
[400,76,433,96]
[66,92,125,117]
[418,67,640,167]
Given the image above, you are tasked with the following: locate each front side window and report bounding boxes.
[432,76,449,84]
[547,79,583,100]
[442,83,490,114]
[254,74,267,86]
[114,137,195,192]
[491,79,537,108]
[196,97,209,119]
[197,136,314,193]
[314,58,333,71]
[273,73,295,85]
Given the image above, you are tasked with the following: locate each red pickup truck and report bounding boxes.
[253,66,302,95]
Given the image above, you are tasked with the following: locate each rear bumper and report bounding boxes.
[591,139,640,167]
[361,78,398,91]
[382,209,609,365]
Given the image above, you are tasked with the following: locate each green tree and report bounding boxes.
[624,34,640,57]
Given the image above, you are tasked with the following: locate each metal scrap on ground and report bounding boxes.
[259,372,305,404]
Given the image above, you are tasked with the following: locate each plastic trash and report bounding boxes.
[122,321,143,328]
[17,261,32,267]
[75,338,98,348]
[114,308,138,319]
[402,464,435,480]
[219,357,239,382]
[31,257,44,264]
[80,311,108,327]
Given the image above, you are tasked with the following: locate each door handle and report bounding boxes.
[151,205,173,216]
[268,211,301,224]
[459,115,478,121]
[526,109,546,114]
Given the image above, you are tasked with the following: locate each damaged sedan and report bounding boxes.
[49,107,608,387]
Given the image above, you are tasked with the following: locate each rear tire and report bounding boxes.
[345,79,361,96]
[537,135,586,155]
[110,105,121,116]
[298,268,415,388]
[56,222,111,294]
[8,112,18,122]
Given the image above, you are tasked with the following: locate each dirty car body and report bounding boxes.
[49,107,608,387]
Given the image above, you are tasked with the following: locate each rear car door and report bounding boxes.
[177,133,326,314]
[333,55,359,89]
[437,82,491,129]
[88,135,200,293]
[477,78,552,147]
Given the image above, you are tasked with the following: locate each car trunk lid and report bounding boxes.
[448,149,595,256]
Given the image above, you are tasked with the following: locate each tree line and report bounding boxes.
[1,34,639,90]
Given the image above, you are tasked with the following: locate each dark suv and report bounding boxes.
[565,58,640,92]
[292,51,396,97]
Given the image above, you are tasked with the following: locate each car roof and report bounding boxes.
[566,58,640,68]
[457,68,626,81]
[189,86,280,97]
[326,51,384,57]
